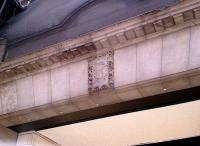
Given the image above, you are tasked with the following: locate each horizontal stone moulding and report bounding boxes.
[0,43,96,82]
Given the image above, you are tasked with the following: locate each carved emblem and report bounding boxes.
[88,51,114,94]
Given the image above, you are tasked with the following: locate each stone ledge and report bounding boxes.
[0,68,199,127]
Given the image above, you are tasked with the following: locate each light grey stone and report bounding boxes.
[70,60,88,97]
[16,76,35,110]
[137,37,162,81]
[162,78,191,92]
[33,71,51,106]
[92,91,121,106]
[0,82,17,114]
[190,74,200,87]
[114,45,137,87]
[51,65,70,102]
[139,82,164,97]
[116,87,142,101]
[189,25,200,69]
[72,97,96,110]
[162,29,190,76]
[54,101,79,115]
[0,119,13,127]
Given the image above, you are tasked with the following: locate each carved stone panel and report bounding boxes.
[0,82,17,114]
[88,51,114,94]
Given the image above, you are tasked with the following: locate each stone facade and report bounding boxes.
[0,0,200,127]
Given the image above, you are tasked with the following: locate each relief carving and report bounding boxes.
[0,82,17,114]
[88,51,114,94]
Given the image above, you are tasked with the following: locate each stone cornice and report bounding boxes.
[0,0,200,84]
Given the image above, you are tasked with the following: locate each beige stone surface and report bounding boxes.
[190,74,200,87]
[189,25,200,69]
[54,101,79,115]
[72,96,96,110]
[116,87,142,101]
[0,82,17,114]
[139,82,164,97]
[92,91,121,106]
[162,77,191,92]
[0,118,13,127]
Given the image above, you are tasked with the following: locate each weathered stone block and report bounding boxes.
[114,45,137,87]
[162,29,190,75]
[70,60,88,97]
[189,25,200,69]
[0,82,17,114]
[33,71,51,106]
[137,37,162,81]
[16,76,34,110]
[51,65,70,102]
